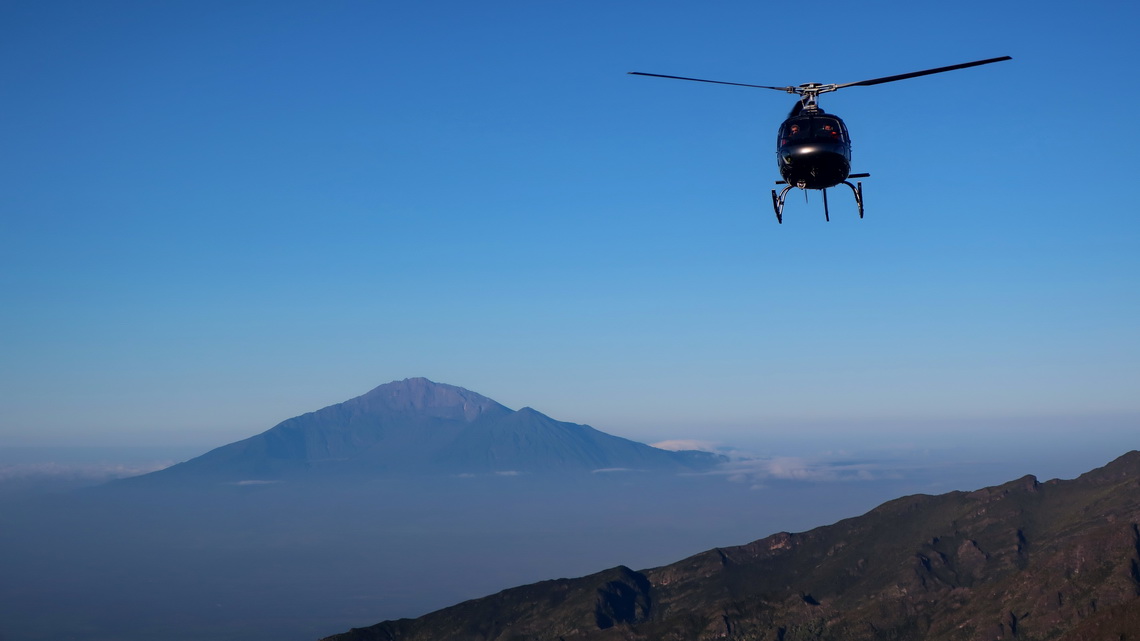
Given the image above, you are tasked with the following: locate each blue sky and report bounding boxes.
[2,0,1138,473]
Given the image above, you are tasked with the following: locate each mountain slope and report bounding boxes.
[322,450,1140,641]
[128,378,721,483]
[435,406,700,472]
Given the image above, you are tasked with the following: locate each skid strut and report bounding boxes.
[771,174,867,223]
[771,185,794,224]
[844,180,864,219]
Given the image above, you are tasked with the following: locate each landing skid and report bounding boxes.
[772,174,868,224]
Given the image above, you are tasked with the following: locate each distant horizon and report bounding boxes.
[6,373,1138,446]
[4,380,1135,501]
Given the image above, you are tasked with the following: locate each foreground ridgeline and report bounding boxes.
[321,451,1140,641]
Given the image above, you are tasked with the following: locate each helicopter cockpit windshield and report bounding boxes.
[779,116,849,146]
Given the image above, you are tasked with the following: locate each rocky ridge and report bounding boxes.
[322,450,1140,641]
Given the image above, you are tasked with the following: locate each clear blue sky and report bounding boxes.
[2,1,1137,464]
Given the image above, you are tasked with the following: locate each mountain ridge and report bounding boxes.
[321,450,1140,641]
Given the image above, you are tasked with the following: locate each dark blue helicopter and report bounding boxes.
[629,56,1011,223]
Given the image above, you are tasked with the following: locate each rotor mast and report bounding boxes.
[788,83,837,112]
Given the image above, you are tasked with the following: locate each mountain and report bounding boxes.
[128,378,722,483]
[321,450,1140,641]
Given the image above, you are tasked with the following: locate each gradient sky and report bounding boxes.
[2,1,1138,465]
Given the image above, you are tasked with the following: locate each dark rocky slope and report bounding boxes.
[322,450,1140,641]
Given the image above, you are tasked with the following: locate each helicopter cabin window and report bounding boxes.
[780,122,807,144]
[818,120,842,140]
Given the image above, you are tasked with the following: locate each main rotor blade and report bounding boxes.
[834,56,1011,89]
[627,71,791,92]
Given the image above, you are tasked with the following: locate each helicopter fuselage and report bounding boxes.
[776,111,851,190]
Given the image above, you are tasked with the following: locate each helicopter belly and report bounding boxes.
[777,145,850,190]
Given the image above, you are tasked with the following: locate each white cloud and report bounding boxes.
[761,457,819,480]
[651,439,720,453]
[716,455,895,485]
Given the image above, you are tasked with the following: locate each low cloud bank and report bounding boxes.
[0,461,173,481]
[653,438,916,488]
[719,456,888,486]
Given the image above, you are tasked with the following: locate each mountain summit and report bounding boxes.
[134,378,722,483]
[342,376,510,421]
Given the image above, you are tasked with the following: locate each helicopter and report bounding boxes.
[629,56,1012,223]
